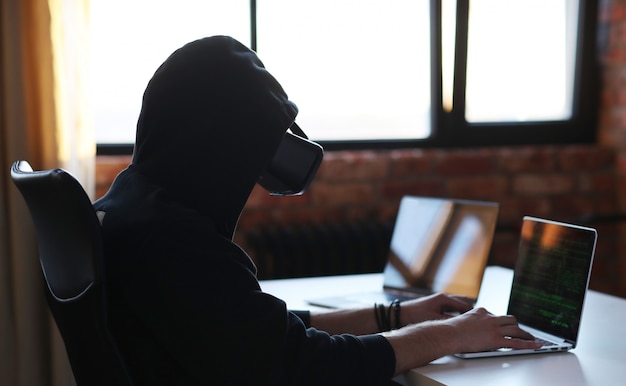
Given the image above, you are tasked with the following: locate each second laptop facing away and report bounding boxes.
[307,196,500,308]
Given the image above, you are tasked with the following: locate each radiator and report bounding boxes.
[245,220,393,279]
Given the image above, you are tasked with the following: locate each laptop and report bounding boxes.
[456,216,597,358]
[307,196,500,308]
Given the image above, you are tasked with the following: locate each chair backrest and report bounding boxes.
[11,160,134,386]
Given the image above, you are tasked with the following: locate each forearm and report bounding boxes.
[383,308,542,375]
[309,306,381,335]
[382,321,458,374]
[308,297,542,376]
[309,306,458,374]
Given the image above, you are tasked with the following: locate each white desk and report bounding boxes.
[260,266,626,386]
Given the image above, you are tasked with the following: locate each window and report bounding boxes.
[90,0,250,145]
[91,0,598,154]
[434,0,598,148]
[466,0,577,122]
[256,0,431,142]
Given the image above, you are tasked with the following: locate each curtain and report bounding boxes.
[0,0,93,385]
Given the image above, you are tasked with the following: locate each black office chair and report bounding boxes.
[11,160,134,386]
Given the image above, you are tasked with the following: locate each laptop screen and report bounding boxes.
[382,196,499,298]
[507,216,597,344]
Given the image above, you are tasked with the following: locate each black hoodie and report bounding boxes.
[94,36,395,385]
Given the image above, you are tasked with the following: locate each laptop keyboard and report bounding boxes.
[534,336,557,347]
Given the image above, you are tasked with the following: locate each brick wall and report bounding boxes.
[95,0,626,298]
[96,144,624,296]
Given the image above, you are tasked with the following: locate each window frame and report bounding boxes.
[96,0,599,155]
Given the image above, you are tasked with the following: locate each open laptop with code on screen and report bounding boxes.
[456,216,597,358]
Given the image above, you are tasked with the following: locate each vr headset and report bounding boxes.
[258,122,324,196]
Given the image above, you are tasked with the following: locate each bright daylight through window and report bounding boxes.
[464,0,577,122]
[90,0,585,147]
[90,0,428,144]
[90,0,250,144]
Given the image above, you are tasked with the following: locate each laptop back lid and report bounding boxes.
[507,216,597,347]
[382,196,499,299]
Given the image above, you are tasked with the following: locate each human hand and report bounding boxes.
[398,293,474,326]
[383,306,540,374]
[443,307,540,354]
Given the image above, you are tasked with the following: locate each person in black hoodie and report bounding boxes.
[94,36,539,385]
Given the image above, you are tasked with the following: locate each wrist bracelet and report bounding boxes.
[374,303,390,331]
[374,303,384,331]
[391,299,401,329]
[374,300,401,331]
[379,303,390,331]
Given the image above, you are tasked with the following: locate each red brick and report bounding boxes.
[603,88,626,105]
[270,207,344,225]
[445,176,509,200]
[497,147,556,173]
[578,172,615,193]
[549,196,596,219]
[592,196,616,215]
[601,1,626,23]
[489,232,519,268]
[434,150,496,176]
[611,22,626,46]
[616,151,626,172]
[617,174,626,192]
[602,46,626,66]
[381,179,444,201]
[558,146,615,170]
[388,149,432,177]
[310,181,378,206]
[599,127,626,148]
[614,176,626,211]
[343,205,397,224]
[513,174,575,196]
[317,150,389,181]
[605,108,626,131]
[497,197,552,223]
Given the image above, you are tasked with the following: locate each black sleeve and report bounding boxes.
[120,222,396,385]
[281,310,396,386]
[290,310,311,327]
